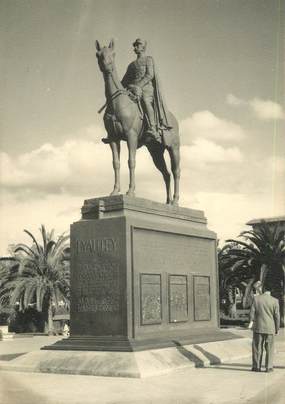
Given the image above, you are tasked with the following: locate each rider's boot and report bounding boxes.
[146,125,161,142]
[144,100,161,143]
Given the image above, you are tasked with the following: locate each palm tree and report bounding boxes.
[223,221,285,326]
[0,259,19,324]
[0,225,70,334]
[218,242,252,317]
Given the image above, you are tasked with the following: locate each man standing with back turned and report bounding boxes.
[248,284,280,372]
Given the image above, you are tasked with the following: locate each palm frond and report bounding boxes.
[226,239,260,255]
[3,226,70,316]
[24,229,42,254]
[13,244,38,260]
[36,282,47,312]
[23,280,37,307]
[9,280,27,308]
[45,240,56,257]
[41,224,48,251]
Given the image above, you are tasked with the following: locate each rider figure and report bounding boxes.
[121,38,160,142]
[101,39,171,144]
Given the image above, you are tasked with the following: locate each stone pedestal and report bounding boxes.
[45,195,219,351]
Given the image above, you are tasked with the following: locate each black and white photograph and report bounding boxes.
[0,1,284,403]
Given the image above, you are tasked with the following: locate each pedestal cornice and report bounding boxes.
[81,195,207,225]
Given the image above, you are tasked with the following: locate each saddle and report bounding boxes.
[100,90,167,145]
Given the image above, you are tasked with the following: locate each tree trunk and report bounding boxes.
[280,295,285,328]
[47,300,54,335]
[228,302,237,319]
[281,268,285,328]
[259,264,268,284]
[227,287,237,318]
[242,278,255,309]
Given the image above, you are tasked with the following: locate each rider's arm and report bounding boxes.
[137,56,154,88]
[121,64,131,88]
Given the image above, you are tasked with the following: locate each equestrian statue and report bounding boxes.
[95,38,180,205]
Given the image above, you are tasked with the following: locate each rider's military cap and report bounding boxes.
[133,38,147,47]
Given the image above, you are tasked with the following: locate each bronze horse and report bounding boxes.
[95,39,180,205]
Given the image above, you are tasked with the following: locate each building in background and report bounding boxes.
[247,216,285,232]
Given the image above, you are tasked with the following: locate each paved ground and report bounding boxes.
[0,329,284,404]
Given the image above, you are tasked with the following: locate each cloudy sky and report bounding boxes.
[0,0,284,254]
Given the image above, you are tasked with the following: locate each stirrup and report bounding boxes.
[101,137,111,144]
[145,130,161,142]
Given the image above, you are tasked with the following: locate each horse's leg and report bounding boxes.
[168,145,181,205]
[147,144,172,204]
[109,140,121,196]
[126,130,138,197]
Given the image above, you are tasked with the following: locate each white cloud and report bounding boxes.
[0,131,243,202]
[180,111,245,144]
[181,140,243,167]
[227,94,285,120]
[192,191,284,245]
[0,131,174,208]
[226,94,245,106]
[0,122,282,255]
[249,98,285,120]
[0,139,113,194]
[0,133,171,253]
[1,181,282,255]
[76,124,105,142]
[0,192,82,255]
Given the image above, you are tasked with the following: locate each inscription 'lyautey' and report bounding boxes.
[75,238,117,254]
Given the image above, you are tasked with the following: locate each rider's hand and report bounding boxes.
[128,85,142,98]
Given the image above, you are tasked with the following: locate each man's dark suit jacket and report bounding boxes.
[250,292,280,334]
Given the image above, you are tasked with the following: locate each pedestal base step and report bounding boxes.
[41,329,241,352]
[42,335,133,352]
[0,337,252,378]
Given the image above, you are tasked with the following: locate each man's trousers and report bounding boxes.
[252,332,275,370]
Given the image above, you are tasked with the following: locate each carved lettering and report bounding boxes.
[73,256,120,313]
[77,295,120,312]
[169,275,188,322]
[194,276,211,321]
[140,274,162,325]
[75,238,117,255]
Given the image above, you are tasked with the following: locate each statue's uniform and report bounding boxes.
[101,39,172,145]
[122,56,156,130]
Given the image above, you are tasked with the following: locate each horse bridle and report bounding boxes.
[97,52,130,114]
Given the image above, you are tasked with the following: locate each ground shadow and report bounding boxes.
[225,362,285,369]
[0,352,27,361]
[193,344,221,365]
[172,341,204,367]
[212,363,285,372]
[210,365,253,372]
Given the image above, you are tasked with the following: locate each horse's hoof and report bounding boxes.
[110,189,120,196]
[126,190,135,197]
[172,200,179,207]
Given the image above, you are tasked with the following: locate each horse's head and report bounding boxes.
[95,39,115,74]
